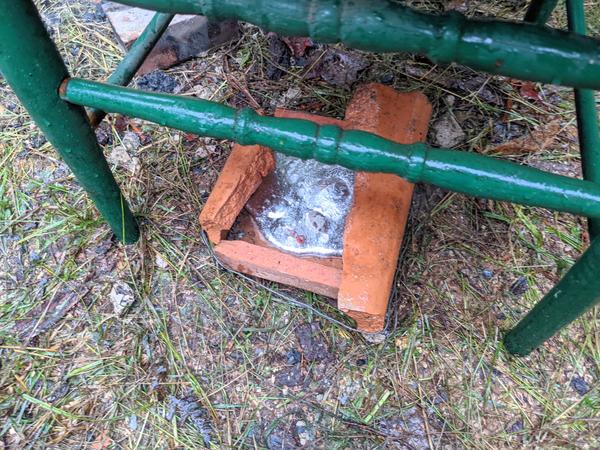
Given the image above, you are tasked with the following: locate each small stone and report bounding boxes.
[379,73,394,84]
[26,251,41,267]
[570,376,590,396]
[506,419,524,433]
[169,133,181,145]
[109,282,136,315]
[378,407,429,449]
[362,331,386,344]
[137,70,180,93]
[5,101,19,112]
[295,322,331,362]
[481,268,494,279]
[492,122,527,144]
[307,49,368,86]
[445,94,456,106]
[432,112,465,147]
[266,427,297,450]
[28,134,47,149]
[95,126,112,146]
[274,87,302,107]
[46,381,70,403]
[195,142,218,158]
[128,414,138,431]
[82,6,106,23]
[510,277,529,296]
[433,388,449,405]
[189,84,215,100]
[155,254,168,269]
[122,131,141,151]
[305,210,328,234]
[286,349,301,365]
[295,420,315,446]
[107,145,140,174]
[274,366,303,387]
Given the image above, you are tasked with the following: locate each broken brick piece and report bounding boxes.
[214,240,341,298]
[102,1,239,75]
[338,84,432,332]
[199,145,275,244]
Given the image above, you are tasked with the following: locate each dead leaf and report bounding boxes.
[305,49,368,86]
[487,120,562,154]
[519,82,540,101]
[90,430,112,450]
[281,36,314,58]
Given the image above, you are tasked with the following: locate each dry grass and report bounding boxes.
[1,0,599,448]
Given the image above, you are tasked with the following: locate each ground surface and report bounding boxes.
[1,0,599,449]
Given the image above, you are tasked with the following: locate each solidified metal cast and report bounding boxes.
[113,0,600,90]
[0,0,139,244]
[567,0,600,239]
[504,236,600,355]
[61,78,600,220]
[89,11,175,126]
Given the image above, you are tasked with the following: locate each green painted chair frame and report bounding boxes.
[1,0,599,355]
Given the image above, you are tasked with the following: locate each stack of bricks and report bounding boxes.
[200,83,432,333]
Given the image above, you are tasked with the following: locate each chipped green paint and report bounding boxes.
[61,78,600,220]
[0,0,139,243]
[114,0,600,90]
[504,236,600,355]
[89,12,175,126]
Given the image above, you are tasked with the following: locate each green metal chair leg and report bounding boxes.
[567,0,600,240]
[504,237,600,356]
[524,0,559,26]
[0,0,139,244]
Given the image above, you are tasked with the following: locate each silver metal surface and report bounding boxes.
[247,153,355,257]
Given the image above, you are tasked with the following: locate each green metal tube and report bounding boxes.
[504,236,600,355]
[61,78,600,219]
[567,0,600,239]
[524,0,559,25]
[113,0,600,90]
[89,12,174,126]
[0,0,139,244]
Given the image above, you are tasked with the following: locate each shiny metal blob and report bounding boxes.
[247,154,355,257]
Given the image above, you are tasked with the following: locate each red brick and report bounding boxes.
[214,240,341,298]
[338,84,432,332]
[199,144,274,244]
